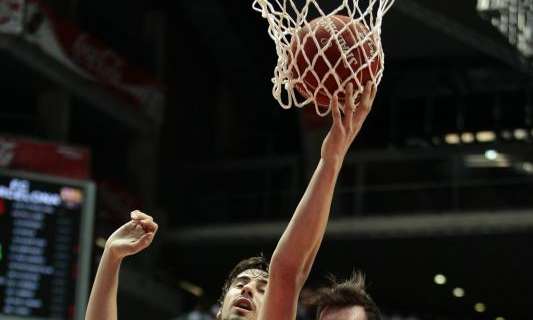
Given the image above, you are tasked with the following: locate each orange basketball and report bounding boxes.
[289,15,382,107]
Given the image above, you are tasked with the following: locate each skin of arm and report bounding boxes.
[259,82,377,320]
[85,211,158,320]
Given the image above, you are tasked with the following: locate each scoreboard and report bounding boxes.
[0,170,95,320]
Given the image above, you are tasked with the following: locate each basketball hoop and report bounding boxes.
[253,0,395,115]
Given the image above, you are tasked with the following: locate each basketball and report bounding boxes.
[289,15,382,107]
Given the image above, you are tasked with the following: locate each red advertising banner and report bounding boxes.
[0,136,91,180]
[23,0,164,124]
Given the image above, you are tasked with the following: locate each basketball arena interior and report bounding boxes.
[0,0,532,319]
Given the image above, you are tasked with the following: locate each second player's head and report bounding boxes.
[314,272,381,320]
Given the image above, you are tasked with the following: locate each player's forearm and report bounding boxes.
[270,157,342,284]
[85,249,122,320]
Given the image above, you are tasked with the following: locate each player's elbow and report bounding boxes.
[269,252,309,288]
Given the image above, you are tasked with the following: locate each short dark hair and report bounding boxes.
[312,272,381,320]
[217,256,270,306]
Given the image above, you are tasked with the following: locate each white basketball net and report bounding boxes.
[253,0,395,115]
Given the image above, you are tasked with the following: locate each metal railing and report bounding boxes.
[182,146,533,225]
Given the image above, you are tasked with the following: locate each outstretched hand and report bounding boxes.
[105,210,158,260]
[321,81,376,163]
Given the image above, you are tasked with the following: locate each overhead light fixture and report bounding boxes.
[474,302,486,313]
[514,128,528,140]
[484,149,499,160]
[452,287,465,298]
[495,316,506,320]
[445,134,460,145]
[522,162,533,173]
[434,274,447,285]
[477,131,497,142]
[461,132,475,143]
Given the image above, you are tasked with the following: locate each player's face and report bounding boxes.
[217,269,269,320]
[319,305,368,320]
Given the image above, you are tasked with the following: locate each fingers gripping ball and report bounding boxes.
[289,15,382,107]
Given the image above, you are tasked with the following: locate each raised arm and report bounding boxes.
[85,210,158,320]
[260,82,377,320]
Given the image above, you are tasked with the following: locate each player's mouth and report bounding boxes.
[233,297,254,313]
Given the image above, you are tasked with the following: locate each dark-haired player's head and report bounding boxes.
[313,272,381,320]
[216,256,270,320]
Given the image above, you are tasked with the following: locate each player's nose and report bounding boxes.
[241,283,254,298]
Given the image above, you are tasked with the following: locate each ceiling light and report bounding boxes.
[477,131,496,142]
[434,274,446,285]
[523,162,533,173]
[461,132,475,143]
[445,134,460,145]
[474,303,486,313]
[484,149,498,160]
[452,287,465,298]
[514,128,528,140]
